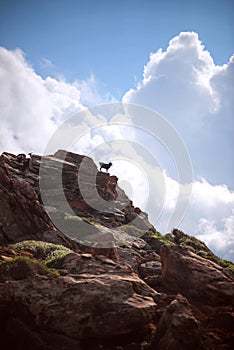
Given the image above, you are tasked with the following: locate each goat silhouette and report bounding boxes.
[99,162,112,172]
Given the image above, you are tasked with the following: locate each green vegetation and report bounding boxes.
[49,211,101,242]
[0,256,58,282]
[120,224,148,237]
[64,213,101,227]
[171,229,234,273]
[145,228,174,253]
[43,248,72,268]
[64,213,83,222]
[172,229,208,251]
[9,240,72,269]
[145,227,234,273]
[197,250,234,272]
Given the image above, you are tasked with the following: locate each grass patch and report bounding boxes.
[172,229,234,273]
[145,227,234,273]
[48,210,101,241]
[144,229,174,253]
[64,213,101,227]
[64,213,83,222]
[0,256,57,282]
[120,225,148,237]
[43,249,72,268]
[9,240,72,269]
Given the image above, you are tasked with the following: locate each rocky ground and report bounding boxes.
[0,150,233,350]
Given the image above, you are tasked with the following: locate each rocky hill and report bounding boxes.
[0,150,233,350]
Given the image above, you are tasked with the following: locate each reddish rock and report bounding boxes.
[160,244,234,305]
[0,246,33,261]
[153,294,208,350]
[0,251,159,342]
[0,154,77,249]
[1,150,234,349]
[139,261,162,279]
[0,150,150,247]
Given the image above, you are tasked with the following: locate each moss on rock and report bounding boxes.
[9,240,72,269]
[0,256,55,282]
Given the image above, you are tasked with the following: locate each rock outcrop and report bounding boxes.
[0,248,159,349]
[0,150,150,247]
[154,294,206,350]
[160,244,234,305]
[0,150,233,349]
[0,154,75,249]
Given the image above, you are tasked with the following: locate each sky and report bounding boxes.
[0,0,234,260]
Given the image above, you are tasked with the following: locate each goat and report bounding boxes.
[99,162,112,172]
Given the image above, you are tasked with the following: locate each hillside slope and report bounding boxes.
[0,150,233,350]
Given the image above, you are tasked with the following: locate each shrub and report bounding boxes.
[0,256,56,282]
[143,230,174,254]
[10,241,72,269]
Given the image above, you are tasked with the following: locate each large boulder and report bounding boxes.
[0,251,159,344]
[160,244,234,305]
[153,294,208,350]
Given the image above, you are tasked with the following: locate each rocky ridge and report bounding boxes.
[0,150,233,350]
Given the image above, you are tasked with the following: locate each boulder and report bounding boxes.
[153,294,207,350]
[160,244,234,305]
[0,251,159,342]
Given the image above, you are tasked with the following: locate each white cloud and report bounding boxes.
[0,47,115,154]
[196,211,234,261]
[122,32,234,260]
[140,173,234,261]
[123,31,234,188]
[74,74,117,107]
[179,180,234,261]
[0,47,84,153]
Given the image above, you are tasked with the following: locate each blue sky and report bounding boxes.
[0,0,233,96]
[0,0,234,260]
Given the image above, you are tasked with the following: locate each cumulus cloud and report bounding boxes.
[74,74,117,107]
[179,179,234,261]
[141,173,234,262]
[196,212,234,261]
[0,47,84,153]
[121,32,234,260]
[0,47,115,154]
[0,47,54,153]
[123,31,234,188]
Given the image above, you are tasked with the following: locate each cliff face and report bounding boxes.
[0,153,72,247]
[0,150,149,247]
[0,150,233,350]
